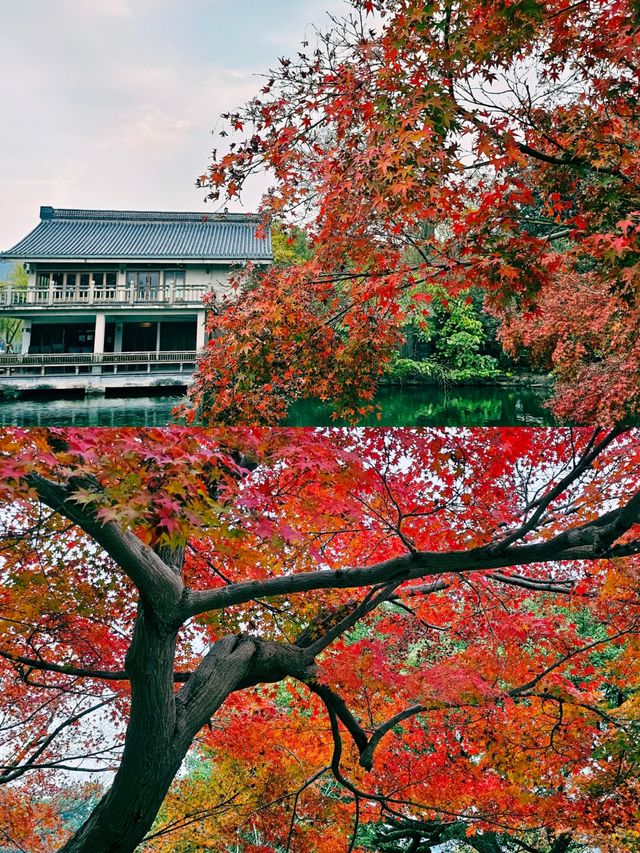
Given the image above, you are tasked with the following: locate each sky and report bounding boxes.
[0,0,346,252]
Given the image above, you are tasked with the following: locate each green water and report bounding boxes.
[0,383,556,427]
[286,383,556,426]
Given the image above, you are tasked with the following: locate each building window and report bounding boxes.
[127,271,160,301]
[91,271,117,298]
[52,272,64,295]
[164,270,186,299]
[33,271,117,302]
[36,271,50,296]
[66,273,77,298]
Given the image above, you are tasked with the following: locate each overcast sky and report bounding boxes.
[0,0,345,251]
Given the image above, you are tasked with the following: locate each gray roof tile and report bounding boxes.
[1,207,272,262]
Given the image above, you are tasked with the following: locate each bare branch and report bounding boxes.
[0,697,115,784]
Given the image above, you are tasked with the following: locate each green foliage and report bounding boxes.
[0,262,26,347]
[392,289,501,383]
[271,224,312,267]
[0,262,27,290]
[385,358,443,383]
[430,296,499,377]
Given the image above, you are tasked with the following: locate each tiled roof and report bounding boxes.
[1,207,272,262]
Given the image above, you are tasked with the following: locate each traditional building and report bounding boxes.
[0,206,271,395]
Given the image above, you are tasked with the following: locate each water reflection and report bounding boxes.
[0,396,182,427]
[0,385,558,427]
[286,384,558,426]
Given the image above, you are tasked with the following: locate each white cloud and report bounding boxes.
[88,0,134,17]
[0,0,346,249]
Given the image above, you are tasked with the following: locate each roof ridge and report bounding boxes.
[39,206,263,223]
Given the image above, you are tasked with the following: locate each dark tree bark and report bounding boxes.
[59,611,183,853]
[58,617,267,853]
[58,604,316,853]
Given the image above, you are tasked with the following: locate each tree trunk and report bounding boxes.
[58,620,258,853]
[58,610,182,853]
[59,739,187,853]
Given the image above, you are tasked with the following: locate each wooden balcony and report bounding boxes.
[0,283,210,311]
[0,350,198,376]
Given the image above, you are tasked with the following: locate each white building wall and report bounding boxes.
[196,311,206,350]
[3,261,270,354]
[185,264,239,296]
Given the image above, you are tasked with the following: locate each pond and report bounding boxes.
[286,383,557,426]
[0,394,183,427]
[0,383,557,427]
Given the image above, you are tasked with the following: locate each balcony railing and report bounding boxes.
[0,351,198,376]
[0,283,211,309]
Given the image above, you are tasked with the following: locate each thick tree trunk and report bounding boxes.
[58,610,182,853]
[58,620,259,853]
[59,739,187,853]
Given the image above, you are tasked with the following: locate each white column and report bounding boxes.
[155,321,162,354]
[196,310,206,351]
[92,312,106,375]
[93,312,106,354]
[117,267,127,301]
[114,321,123,353]
[21,320,32,354]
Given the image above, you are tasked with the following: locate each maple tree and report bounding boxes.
[0,427,640,850]
[187,0,640,425]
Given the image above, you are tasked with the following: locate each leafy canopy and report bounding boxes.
[1,428,640,850]
[188,0,640,424]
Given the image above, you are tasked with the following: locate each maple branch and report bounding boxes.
[509,625,637,698]
[456,101,631,183]
[176,635,317,737]
[0,743,122,777]
[489,426,624,552]
[308,681,369,754]
[186,542,286,618]
[0,826,28,853]
[299,582,402,657]
[515,142,631,182]
[355,624,639,770]
[0,648,191,684]
[392,579,450,599]
[5,763,114,774]
[284,767,332,852]
[185,490,640,617]
[24,472,185,627]
[605,540,640,558]
[524,692,627,730]
[322,703,506,830]
[359,704,426,770]
[141,796,241,843]
[348,792,360,853]
[488,573,574,594]
[0,697,114,784]
[325,700,373,800]
[546,0,588,18]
